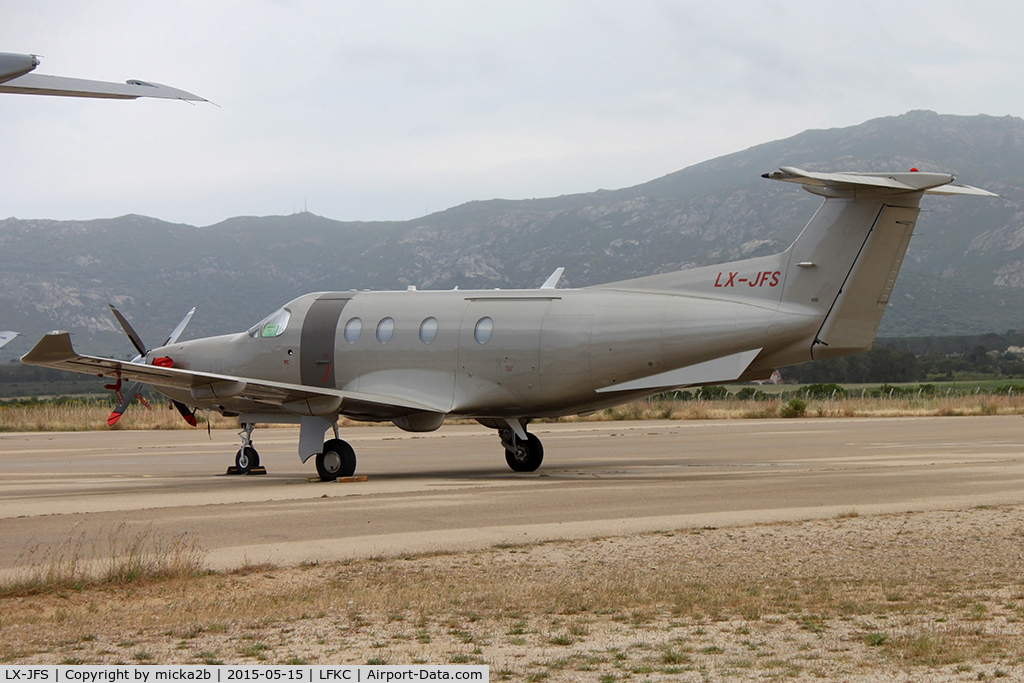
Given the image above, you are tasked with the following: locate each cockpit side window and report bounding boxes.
[248,307,291,339]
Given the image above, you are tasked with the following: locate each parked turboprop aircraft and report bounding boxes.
[21,167,995,480]
[0,51,206,101]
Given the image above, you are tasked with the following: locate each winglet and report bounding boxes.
[20,331,77,365]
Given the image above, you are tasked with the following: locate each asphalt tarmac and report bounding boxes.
[2,415,1024,570]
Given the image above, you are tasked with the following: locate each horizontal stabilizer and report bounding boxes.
[764,166,996,197]
[596,348,762,393]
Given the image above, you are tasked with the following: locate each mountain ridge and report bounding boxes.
[3,110,1023,357]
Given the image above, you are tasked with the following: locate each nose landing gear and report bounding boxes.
[227,422,267,475]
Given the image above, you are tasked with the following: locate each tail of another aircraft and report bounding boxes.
[599,167,995,365]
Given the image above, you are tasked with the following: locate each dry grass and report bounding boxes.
[556,393,1024,422]
[3,523,206,595]
[4,506,1024,678]
[0,401,240,432]
[6,393,1024,433]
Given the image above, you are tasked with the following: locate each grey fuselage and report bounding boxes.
[149,276,812,424]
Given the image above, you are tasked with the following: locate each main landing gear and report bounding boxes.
[499,424,544,472]
[228,422,267,475]
[315,438,357,481]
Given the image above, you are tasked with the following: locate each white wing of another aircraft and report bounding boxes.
[0,52,207,101]
[0,331,19,350]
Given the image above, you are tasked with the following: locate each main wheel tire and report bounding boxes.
[316,438,357,481]
[235,446,259,474]
[505,433,543,472]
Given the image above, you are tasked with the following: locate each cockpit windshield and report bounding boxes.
[248,307,291,339]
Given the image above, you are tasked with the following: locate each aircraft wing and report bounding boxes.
[0,331,18,350]
[20,331,448,418]
[0,73,208,101]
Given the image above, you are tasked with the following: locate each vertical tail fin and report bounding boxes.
[596,167,994,366]
[766,168,995,359]
[778,194,921,359]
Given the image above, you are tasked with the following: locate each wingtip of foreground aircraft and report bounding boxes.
[19,167,997,481]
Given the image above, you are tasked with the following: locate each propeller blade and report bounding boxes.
[107,305,196,427]
[172,400,198,427]
[107,380,143,426]
[108,303,147,357]
[162,307,196,346]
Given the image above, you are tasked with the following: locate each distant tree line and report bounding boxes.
[878,331,1024,356]
[783,341,1024,384]
[0,363,109,399]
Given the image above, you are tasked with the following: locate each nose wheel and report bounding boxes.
[234,446,260,473]
[227,422,267,475]
[316,438,357,481]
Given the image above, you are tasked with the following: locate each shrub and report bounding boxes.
[780,398,807,418]
[865,632,889,647]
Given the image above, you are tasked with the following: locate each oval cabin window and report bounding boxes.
[419,317,438,343]
[376,317,395,343]
[474,317,493,344]
[344,317,361,343]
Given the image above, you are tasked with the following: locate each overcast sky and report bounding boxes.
[2,1,1022,226]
